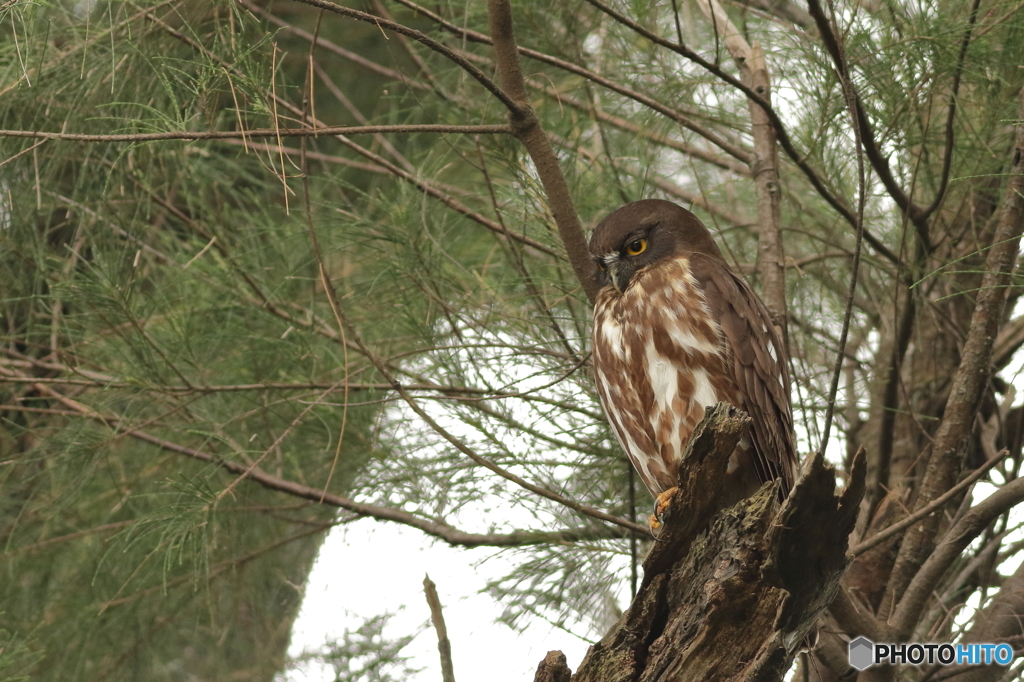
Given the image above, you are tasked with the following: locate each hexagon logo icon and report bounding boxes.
[849,636,875,670]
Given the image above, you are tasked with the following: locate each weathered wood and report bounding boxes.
[534,651,573,682]
[545,403,866,682]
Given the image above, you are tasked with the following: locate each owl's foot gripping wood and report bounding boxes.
[647,486,678,534]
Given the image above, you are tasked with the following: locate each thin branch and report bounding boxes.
[423,575,456,682]
[806,0,932,247]
[818,0,868,457]
[0,137,47,169]
[851,449,1008,556]
[391,0,755,165]
[0,366,644,543]
[0,124,511,142]
[918,0,983,221]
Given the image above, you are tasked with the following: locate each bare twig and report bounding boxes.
[817,0,867,458]
[0,137,47,169]
[918,0,982,222]
[423,576,456,682]
[851,449,1008,556]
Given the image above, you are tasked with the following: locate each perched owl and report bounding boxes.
[589,199,796,527]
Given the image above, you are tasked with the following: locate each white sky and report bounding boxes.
[281,522,593,681]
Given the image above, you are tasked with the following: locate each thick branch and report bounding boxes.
[695,0,787,335]
[882,87,1024,622]
[486,0,596,302]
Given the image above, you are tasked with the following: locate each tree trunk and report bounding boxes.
[536,404,866,681]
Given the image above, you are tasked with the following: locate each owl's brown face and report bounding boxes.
[589,199,723,295]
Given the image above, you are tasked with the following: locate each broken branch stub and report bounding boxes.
[544,403,865,682]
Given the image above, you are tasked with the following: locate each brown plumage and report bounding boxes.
[590,199,796,513]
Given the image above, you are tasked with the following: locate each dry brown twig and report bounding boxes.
[423,576,456,682]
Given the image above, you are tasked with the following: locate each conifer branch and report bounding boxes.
[0,124,511,143]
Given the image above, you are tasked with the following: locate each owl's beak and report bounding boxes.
[601,254,626,295]
[608,263,626,295]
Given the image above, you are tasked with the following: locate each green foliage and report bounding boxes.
[2,0,1024,679]
[0,621,44,682]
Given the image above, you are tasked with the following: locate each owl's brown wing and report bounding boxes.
[689,253,797,494]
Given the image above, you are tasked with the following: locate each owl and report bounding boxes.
[589,199,797,527]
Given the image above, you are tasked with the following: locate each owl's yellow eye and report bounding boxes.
[625,239,647,256]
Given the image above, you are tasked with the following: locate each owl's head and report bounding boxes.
[589,199,723,295]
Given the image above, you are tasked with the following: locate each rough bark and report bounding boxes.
[535,404,866,682]
[535,651,573,682]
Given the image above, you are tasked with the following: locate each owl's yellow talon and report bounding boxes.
[648,513,662,532]
[648,486,679,534]
[655,486,678,516]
